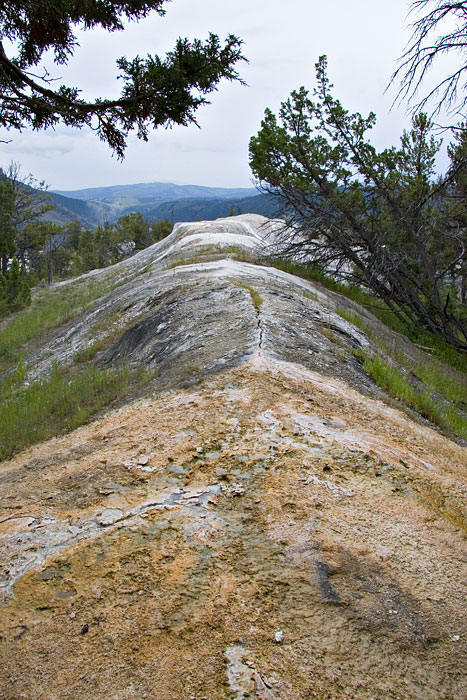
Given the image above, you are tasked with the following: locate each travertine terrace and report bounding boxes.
[1,215,466,699]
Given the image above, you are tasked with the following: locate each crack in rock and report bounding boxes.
[257,315,264,349]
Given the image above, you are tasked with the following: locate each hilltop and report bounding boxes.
[46,181,276,227]
[51,182,258,202]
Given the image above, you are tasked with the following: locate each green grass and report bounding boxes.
[337,307,466,408]
[301,290,319,302]
[354,350,467,440]
[74,336,114,363]
[266,258,351,294]
[400,328,466,372]
[165,246,259,271]
[320,326,345,347]
[218,245,258,263]
[166,258,202,270]
[0,361,27,403]
[73,312,124,364]
[0,275,119,372]
[231,280,263,309]
[182,362,202,382]
[338,305,466,438]
[0,363,156,461]
[0,277,156,461]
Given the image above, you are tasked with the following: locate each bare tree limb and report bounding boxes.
[389,1,467,119]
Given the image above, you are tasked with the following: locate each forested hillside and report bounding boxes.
[47,185,275,227]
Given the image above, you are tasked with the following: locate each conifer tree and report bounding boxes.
[0,179,15,274]
[5,256,30,312]
[0,268,8,317]
[249,56,467,350]
[0,1,246,157]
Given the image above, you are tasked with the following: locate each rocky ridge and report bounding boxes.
[27,215,372,392]
[0,215,466,699]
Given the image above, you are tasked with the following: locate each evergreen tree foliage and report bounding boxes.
[0,162,53,277]
[2,256,30,315]
[63,214,173,277]
[4,163,53,234]
[114,212,150,252]
[0,204,174,319]
[0,178,15,274]
[0,1,246,157]
[150,218,172,242]
[249,56,467,351]
[41,222,69,284]
[0,268,8,317]
[15,219,52,274]
[64,220,84,252]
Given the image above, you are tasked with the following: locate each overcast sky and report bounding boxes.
[0,0,457,191]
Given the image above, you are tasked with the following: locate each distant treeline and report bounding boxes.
[0,171,173,319]
[137,193,279,224]
[44,191,278,229]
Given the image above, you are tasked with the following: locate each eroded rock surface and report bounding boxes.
[0,216,466,699]
[25,215,372,394]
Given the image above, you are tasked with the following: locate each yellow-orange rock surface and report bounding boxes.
[1,354,466,699]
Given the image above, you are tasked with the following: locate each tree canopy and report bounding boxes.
[249,56,467,351]
[0,163,52,271]
[0,1,246,157]
[0,163,53,315]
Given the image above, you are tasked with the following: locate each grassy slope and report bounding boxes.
[0,274,119,371]
[0,364,154,460]
[268,259,466,441]
[0,270,156,460]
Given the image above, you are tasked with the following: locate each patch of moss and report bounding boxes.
[231,280,263,310]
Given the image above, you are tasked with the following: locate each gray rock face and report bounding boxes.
[102,275,259,385]
[26,214,373,394]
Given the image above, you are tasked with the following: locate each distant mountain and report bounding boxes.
[42,182,278,228]
[0,170,117,228]
[51,182,258,202]
[144,194,279,223]
[2,171,276,230]
[33,181,279,228]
